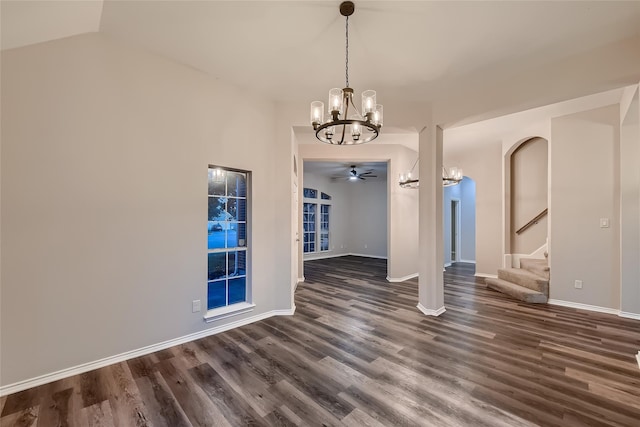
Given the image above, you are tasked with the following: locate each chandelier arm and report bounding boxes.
[410,157,419,173]
[314,119,379,145]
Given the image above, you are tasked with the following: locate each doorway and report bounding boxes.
[450,199,460,262]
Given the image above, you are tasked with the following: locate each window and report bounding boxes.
[303,202,316,253]
[303,188,317,199]
[208,167,249,311]
[320,204,330,251]
[303,190,331,254]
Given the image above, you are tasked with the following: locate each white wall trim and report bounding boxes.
[348,253,388,260]
[305,253,387,261]
[444,262,452,268]
[303,252,347,261]
[0,306,296,397]
[297,277,305,283]
[548,299,619,315]
[620,311,640,320]
[459,259,476,264]
[387,273,419,283]
[417,303,446,316]
[474,273,498,279]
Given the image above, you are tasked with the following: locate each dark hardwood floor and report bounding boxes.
[2,256,639,426]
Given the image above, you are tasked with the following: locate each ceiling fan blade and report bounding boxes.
[359,176,366,180]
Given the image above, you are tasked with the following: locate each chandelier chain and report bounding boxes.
[345,15,349,88]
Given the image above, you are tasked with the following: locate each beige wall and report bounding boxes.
[510,137,548,253]
[620,87,640,316]
[445,140,503,277]
[550,105,620,309]
[298,143,418,281]
[1,33,291,387]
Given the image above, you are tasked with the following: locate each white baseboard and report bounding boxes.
[417,303,446,316]
[636,352,640,369]
[0,306,296,397]
[474,273,498,279]
[297,277,305,283]
[304,253,387,261]
[444,262,452,268]
[459,259,476,264]
[348,253,388,260]
[303,252,348,261]
[387,273,419,282]
[548,299,620,315]
[619,311,640,320]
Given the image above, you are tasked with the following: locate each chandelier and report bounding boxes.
[310,1,383,145]
[442,166,463,187]
[398,159,464,189]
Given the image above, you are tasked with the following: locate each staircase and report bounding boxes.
[485,258,549,303]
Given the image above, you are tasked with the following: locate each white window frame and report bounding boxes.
[205,166,254,322]
[303,189,332,254]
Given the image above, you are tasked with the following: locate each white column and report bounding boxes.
[418,125,445,315]
[620,85,640,318]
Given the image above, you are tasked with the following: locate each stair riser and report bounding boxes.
[498,270,548,293]
[485,279,548,304]
[520,259,550,280]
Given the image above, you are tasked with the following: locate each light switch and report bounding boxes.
[192,300,201,313]
[600,218,610,228]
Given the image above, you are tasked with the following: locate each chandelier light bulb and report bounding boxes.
[310,101,324,125]
[362,90,376,114]
[328,88,344,115]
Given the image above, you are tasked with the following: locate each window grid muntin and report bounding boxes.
[320,204,330,251]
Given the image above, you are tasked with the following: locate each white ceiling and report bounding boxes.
[2,1,640,131]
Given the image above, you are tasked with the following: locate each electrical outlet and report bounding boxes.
[600,218,610,228]
[192,300,201,313]
[574,280,583,289]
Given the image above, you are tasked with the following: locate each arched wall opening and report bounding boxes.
[503,136,549,267]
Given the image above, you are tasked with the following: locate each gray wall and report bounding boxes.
[347,179,388,258]
[1,33,291,386]
[550,105,620,308]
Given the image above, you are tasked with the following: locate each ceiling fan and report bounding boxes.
[336,165,378,181]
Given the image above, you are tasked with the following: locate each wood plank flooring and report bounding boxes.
[2,256,639,426]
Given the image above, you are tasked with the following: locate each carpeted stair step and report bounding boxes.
[485,278,548,303]
[498,268,549,294]
[520,258,550,280]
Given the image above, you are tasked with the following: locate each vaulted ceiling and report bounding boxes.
[2,1,640,128]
